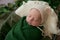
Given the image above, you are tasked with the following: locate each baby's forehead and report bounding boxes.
[29,8,41,16]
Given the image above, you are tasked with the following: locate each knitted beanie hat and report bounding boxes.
[15,1,50,24]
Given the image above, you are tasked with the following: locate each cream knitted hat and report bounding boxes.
[15,1,50,24]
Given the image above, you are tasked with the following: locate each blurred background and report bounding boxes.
[0,0,60,40]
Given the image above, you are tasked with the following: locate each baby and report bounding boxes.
[5,1,60,40]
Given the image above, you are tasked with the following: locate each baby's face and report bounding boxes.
[26,8,42,26]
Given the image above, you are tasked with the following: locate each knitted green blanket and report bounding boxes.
[5,16,50,40]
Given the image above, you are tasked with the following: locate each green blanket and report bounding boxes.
[5,16,51,40]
